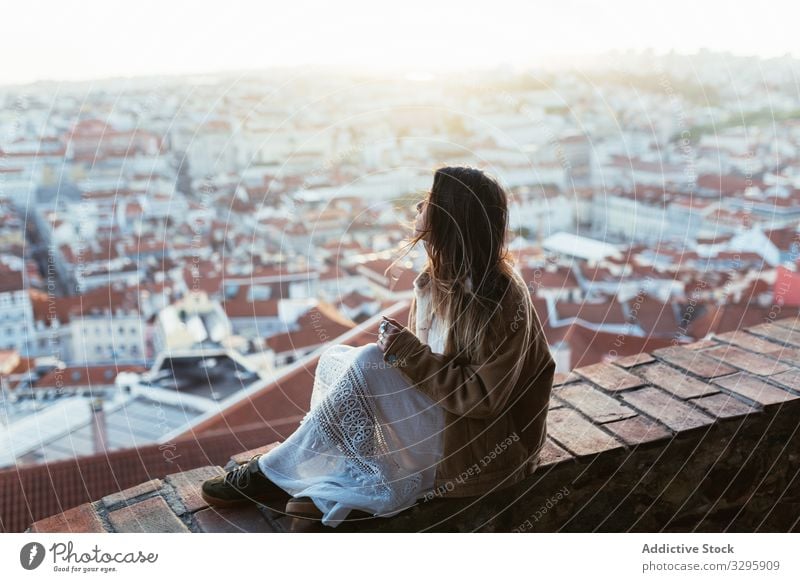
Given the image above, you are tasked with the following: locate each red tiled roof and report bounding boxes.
[223,298,279,318]
[29,286,136,325]
[519,265,579,289]
[765,226,800,251]
[339,290,375,309]
[182,267,223,296]
[122,238,167,255]
[563,322,678,369]
[740,278,771,299]
[319,265,356,281]
[686,302,800,338]
[696,233,734,246]
[59,240,122,264]
[0,424,292,532]
[34,364,147,389]
[555,298,629,326]
[0,269,23,293]
[358,258,416,292]
[697,173,763,195]
[628,263,673,279]
[580,265,620,282]
[625,296,682,337]
[322,239,363,252]
[263,304,357,353]
[266,327,337,354]
[245,265,316,280]
[4,357,36,390]
[772,267,800,308]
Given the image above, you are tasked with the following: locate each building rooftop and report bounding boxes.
[144,353,259,400]
[542,232,622,262]
[1,388,210,470]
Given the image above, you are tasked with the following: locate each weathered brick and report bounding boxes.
[766,347,800,367]
[108,496,188,533]
[635,362,719,399]
[613,352,655,368]
[553,382,637,423]
[713,372,799,409]
[704,344,792,376]
[573,362,646,391]
[682,338,720,350]
[618,387,714,431]
[229,442,281,466]
[691,392,762,419]
[166,466,225,514]
[714,330,784,354]
[603,415,672,446]
[772,316,800,330]
[553,371,581,386]
[748,322,800,348]
[546,408,624,457]
[193,505,274,533]
[102,479,162,508]
[30,503,106,533]
[652,345,736,378]
[537,438,574,466]
[768,369,800,392]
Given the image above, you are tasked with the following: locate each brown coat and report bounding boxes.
[383,270,555,499]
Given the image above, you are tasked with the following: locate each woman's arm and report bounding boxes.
[379,316,554,420]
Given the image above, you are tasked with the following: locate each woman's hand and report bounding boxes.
[377,316,404,353]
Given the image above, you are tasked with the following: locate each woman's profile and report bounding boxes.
[201,165,556,527]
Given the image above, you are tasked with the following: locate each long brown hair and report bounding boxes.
[387,165,536,370]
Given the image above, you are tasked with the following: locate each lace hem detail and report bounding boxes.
[313,360,391,476]
[307,348,423,506]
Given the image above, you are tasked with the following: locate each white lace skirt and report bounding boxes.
[257,343,446,527]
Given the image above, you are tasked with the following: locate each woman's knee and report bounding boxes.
[320,343,350,362]
[354,343,385,369]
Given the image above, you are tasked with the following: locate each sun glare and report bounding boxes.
[0,0,797,85]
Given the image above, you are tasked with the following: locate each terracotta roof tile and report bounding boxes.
[0,424,293,532]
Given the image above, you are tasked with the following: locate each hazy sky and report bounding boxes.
[3,0,798,84]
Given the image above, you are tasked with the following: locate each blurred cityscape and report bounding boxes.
[2,50,800,470]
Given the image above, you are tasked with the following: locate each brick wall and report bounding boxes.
[28,316,800,533]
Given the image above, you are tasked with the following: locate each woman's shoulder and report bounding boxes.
[496,269,528,302]
[496,272,534,324]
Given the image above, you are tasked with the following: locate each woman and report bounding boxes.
[201,166,556,527]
